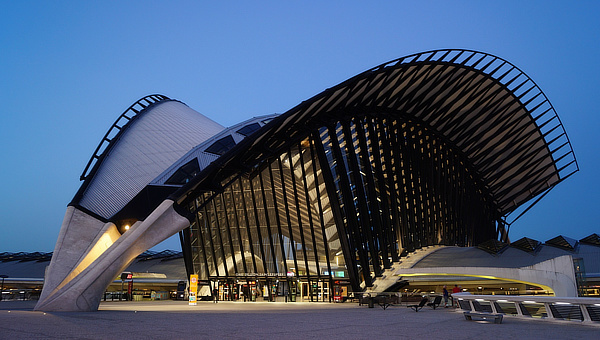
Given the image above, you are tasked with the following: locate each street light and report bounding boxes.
[0,275,8,301]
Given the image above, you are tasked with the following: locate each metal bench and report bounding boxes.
[464,311,503,324]
[407,297,429,312]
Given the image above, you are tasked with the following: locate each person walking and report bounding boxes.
[452,284,460,307]
[442,285,449,308]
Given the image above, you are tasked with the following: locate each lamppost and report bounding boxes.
[0,275,8,301]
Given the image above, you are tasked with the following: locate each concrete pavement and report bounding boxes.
[1,300,598,339]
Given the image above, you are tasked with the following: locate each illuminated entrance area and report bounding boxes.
[185,140,354,300]
[209,278,337,302]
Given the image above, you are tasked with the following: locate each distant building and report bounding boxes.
[0,251,186,301]
[33,50,579,311]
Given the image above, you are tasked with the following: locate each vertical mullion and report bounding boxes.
[328,123,373,287]
[442,147,452,245]
[277,156,299,278]
[237,178,258,273]
[220,193,238,275]
[248,176,268,272]
[411,134,427,247]
[193,198,210,279]
[229,185,248,274]
[386,121,411,251]
[367,119,399,262]
[397,123,419,250]
[298,141,321,278]
[268,161,289,275]
[313,129,360,292]
[201,200,219,276]
[309,139,332,281]
[288,148,311,280]
[377,119,405,256]
[449,153,460,245]
[179,227,195,279]
[342,121,382,277]
[211,198,228,277]
[257,170,279,274]
[356,117,391,269]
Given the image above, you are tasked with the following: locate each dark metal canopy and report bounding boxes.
[174,49,578,219]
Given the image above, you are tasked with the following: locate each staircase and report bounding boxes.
[365,245,445,293]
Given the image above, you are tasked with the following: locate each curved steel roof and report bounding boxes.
[175,49,578,217]
[73,97,225,220]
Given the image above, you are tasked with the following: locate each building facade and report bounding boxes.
[35,50,578,311]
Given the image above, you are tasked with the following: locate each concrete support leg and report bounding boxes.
[35,200,190,312]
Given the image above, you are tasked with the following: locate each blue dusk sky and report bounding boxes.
[1,1,598,252]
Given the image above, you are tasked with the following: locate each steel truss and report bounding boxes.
[173,49,578,291]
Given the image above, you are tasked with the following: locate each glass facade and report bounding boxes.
[184,115,500,300]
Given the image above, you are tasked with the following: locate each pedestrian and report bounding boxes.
[442,285,449,307]
[452,284,460,307]
[213,288,219,303]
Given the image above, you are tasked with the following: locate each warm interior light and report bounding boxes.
[124,225,130,231]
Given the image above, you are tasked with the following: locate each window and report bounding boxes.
[205,135,236,155]
[165,159,200,185]
[236,123,261,137]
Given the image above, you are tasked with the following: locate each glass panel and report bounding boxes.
[199,207,215,276]
[205,135,236,155]
[231,180,254,273]
[236,122,261,136]
[252,174,275,274]
[190,220,207,280]
[308,142,334,279]
[263,166,286,274]
[241,177,262,273]
[207,198,223,276]
[283,150,307,277]
[165,158,200,185]
[295,145,317,276]
[220,192,239,275]
[214,197,234,276]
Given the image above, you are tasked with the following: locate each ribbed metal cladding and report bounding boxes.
[184,50,577,219]
[77,100,225,219]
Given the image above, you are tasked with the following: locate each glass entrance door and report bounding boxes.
[288,280,297,302]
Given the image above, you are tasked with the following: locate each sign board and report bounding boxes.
[189,274,198,306]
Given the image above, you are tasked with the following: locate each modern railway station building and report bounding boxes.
[33,50,581,311]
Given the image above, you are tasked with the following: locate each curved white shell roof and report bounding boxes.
[78,100,224,219]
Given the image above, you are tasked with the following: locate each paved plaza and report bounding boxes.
[0,300,598,339]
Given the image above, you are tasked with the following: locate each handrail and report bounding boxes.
[454,293,600,323]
